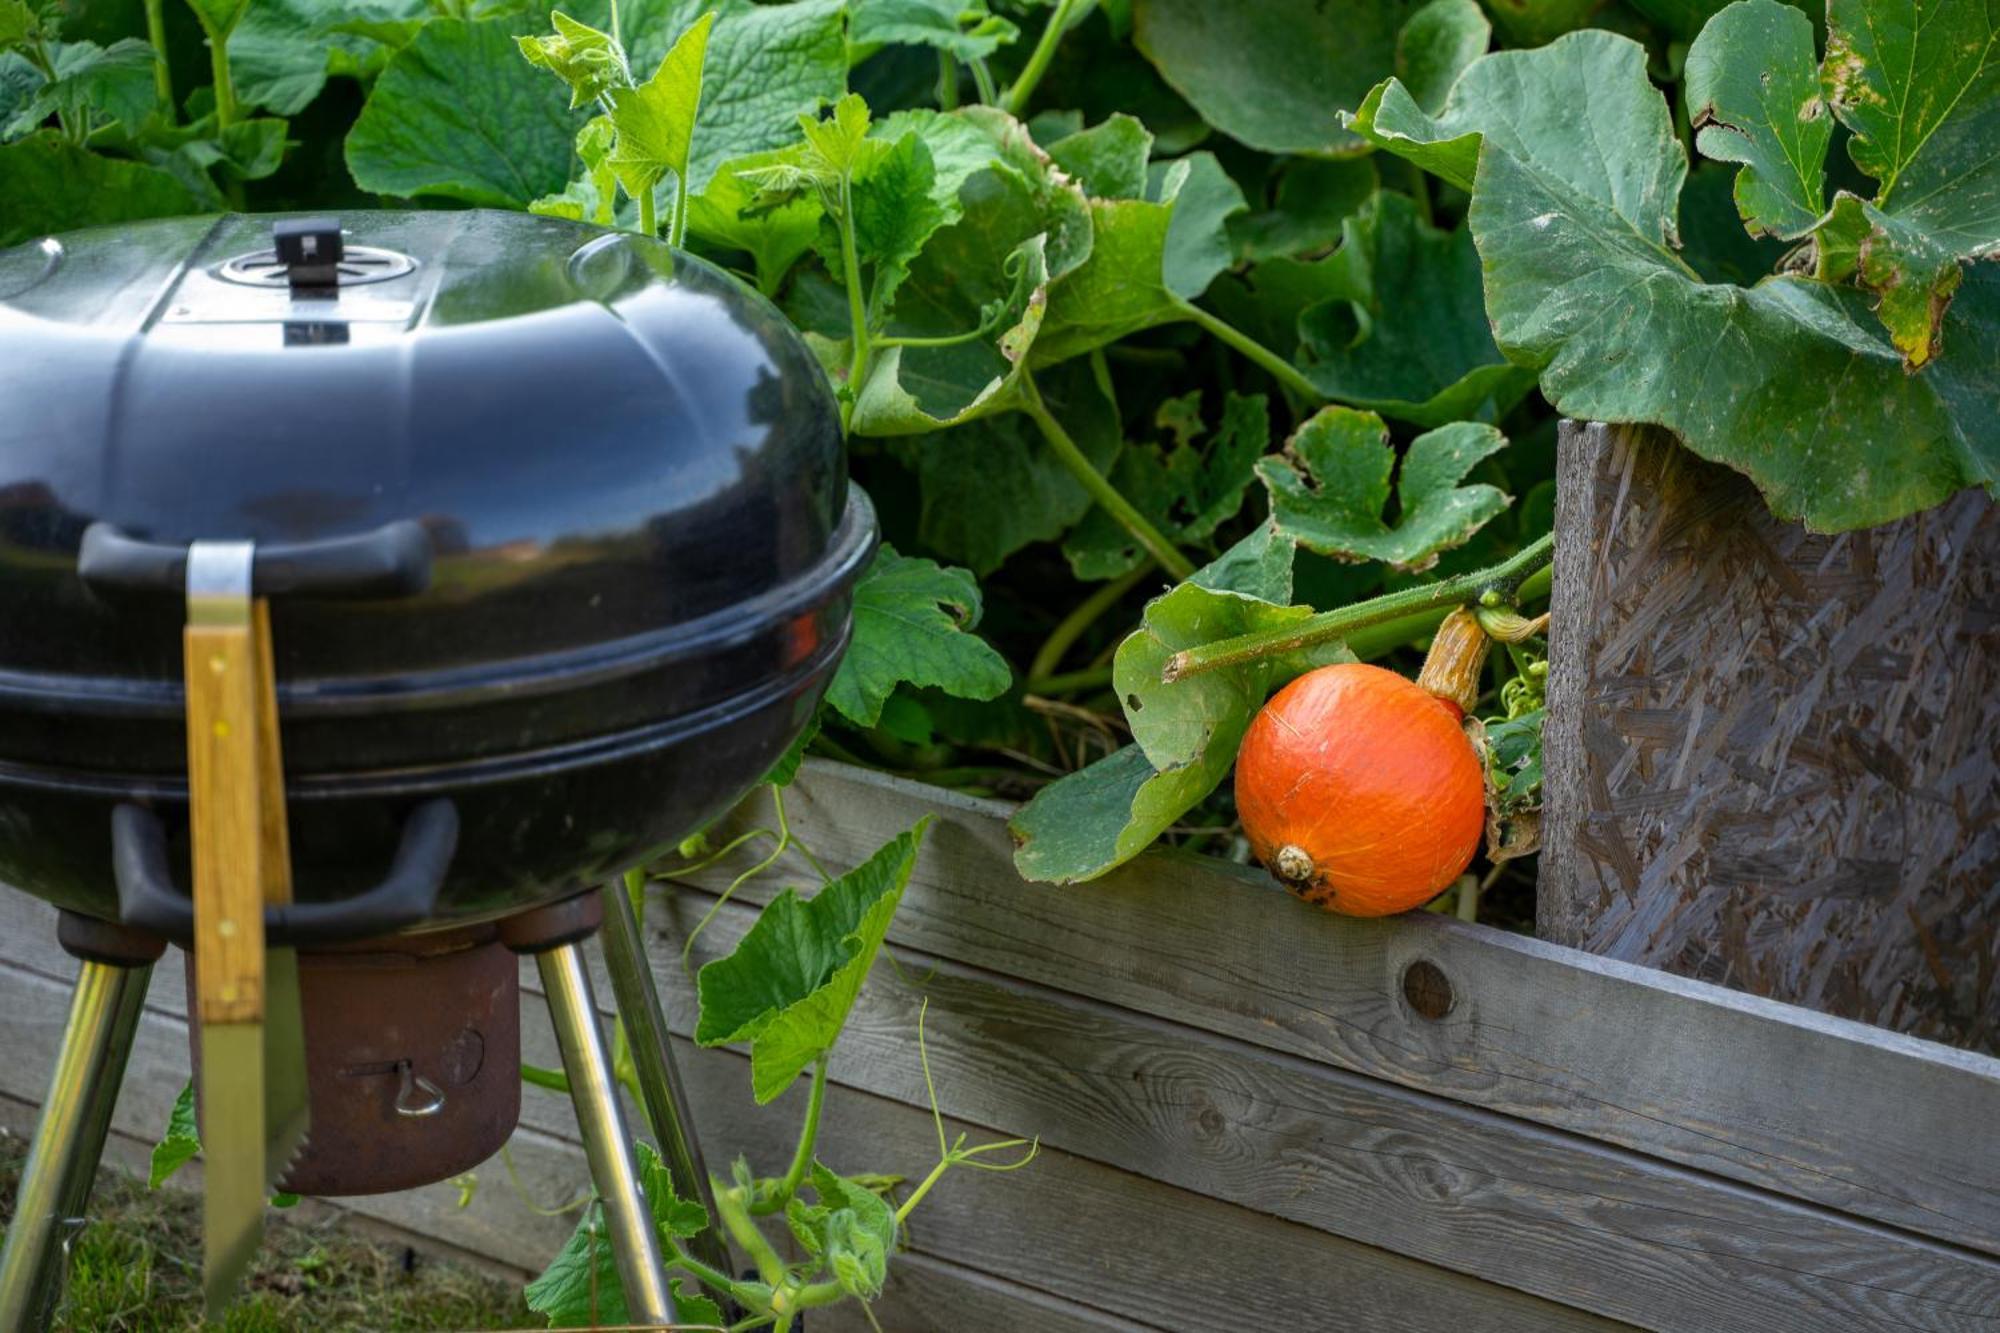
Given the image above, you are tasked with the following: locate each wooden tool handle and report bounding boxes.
[186,620,265,1024]
[251,601,293,911]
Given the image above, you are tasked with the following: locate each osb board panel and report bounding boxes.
[1541,422,2000,1053]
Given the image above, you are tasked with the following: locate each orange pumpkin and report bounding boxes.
[1235,660,1485,917]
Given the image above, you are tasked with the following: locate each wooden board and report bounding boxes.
[0,898,1619,1333]
[677,761,2000,1258]
[1541,422,2000,1054]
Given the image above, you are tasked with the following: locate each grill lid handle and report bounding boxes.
[272,217,344,291]
[79,519,432,599]
[110,799,458,946]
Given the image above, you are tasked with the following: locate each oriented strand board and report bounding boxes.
[1541,422,2000,1053]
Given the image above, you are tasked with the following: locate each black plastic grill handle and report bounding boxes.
[79,519,432,599]
[111,798,458,946]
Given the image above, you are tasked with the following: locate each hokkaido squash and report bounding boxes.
[1234,610,1489,916]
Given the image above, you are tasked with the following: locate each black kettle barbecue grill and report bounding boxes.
[0,211,874,1326]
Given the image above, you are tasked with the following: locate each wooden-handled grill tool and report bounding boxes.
[184,542,311,1314]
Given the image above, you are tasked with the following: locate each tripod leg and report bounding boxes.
[537,937,677,1326]
[598,881,734,1283]
[0,933,157,1332]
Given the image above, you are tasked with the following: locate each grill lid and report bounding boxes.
[0,210,863,777]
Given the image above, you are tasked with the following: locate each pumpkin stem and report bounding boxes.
[1415,607,1491,716]
[1272,844,1316,885]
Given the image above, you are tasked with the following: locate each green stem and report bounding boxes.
[1002,0,1077,117]
[520,1063,569,1093]
[751,1055,829,1215]
[936,50,959,110]
[873,325,996,351]
[1178,300,1321,404]
[1022,664,1114,696]
[206,23,237,131]
[669,176,689,248]
[638,187,658,239]
[144,0,175,119]
[1020,374,1196,583]
[1163,533,1555,682]
[666,1246,749,1301]
[893,1157,953,1226]
[716,1186,787,1287]
[1028,563,1153,683]
[969,58,997,105]
[609,0,621,47]
[838,176,870,433]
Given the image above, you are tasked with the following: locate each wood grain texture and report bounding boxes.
[678,762,2000,1257]
[638,888,2000,1333]
[0,897,1620,1333]
[250,602,292,910]
[1541,422,2000,1054]
[183,621,264,1024]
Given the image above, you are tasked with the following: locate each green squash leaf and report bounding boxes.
[1032,150,1246,365]
[0,130,197,246]
[1131,0,1419,156]
[1296,190,1535,427]
[695,821,929,1102]
[524,1143,718,1328]
[1046,112,1152,199]
[1227,156,1378,261]
[1480,0,1603,47]
[849,0,1019,60]
[606,9,714,200]
[1353,28,2000,528]
[1813,0,2000,366]
[530,114,618,225]
[5,38,157,139]
[1397,0,1489,115]
[227,0,426,117]
[149,1081,201,1189]
[826,545,1011,728]
[346,18,587,207]
[1260,407,1512,569]
[183,0,248,40]
[1011,527,1325,884]
[625,0,847,195]
[1684,0,1829,241]
[890,357,1122,575]
[1064,390,1269,579]
[685,145,822,292]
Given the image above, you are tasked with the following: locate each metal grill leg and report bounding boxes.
[598,881,734,1284]
[0,948,154,1331]
[537,939,677,1326]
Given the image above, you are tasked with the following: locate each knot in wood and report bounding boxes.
[1402,959,1455,1021]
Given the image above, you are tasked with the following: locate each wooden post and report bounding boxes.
[1541,421,2000,1053]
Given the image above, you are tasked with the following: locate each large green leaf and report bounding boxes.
[1031,151,1246,365]
[229,0,428,116]
[1228,156,1379,261]
[5,38,156,138]
[623,0,847,194]
[0,130,196,246]
[825,546,1011,728]
[1398,0,1489,114]
[1046,112,1152,199]
[1296,190,1535,427]
[1131,0,1420,155]
[1352,27,2000,529]
[518,10,630,110]
[1010,527,1330,884]
[1684,0,1829,241]
[346,19,587,207]
[1064,390,1269,579]
[695,821,928,1102]
[1481,0,1604,46]
[524,1143,719,1329]
[530,114,618,225]
[1259,407,1512,569]
[1814,0,2000,366]
[606,9,713,200]
[849,0,1019,60]
[890,358,1122,575]
[685,144,822,292]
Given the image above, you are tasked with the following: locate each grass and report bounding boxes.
[0,1130,532,1331]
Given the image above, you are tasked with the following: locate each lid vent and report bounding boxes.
[215,245,417,289]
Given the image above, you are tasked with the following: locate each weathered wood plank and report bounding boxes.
[1542,420,1999,1055]
[0,900,1626,1333]
[810,1252,1147,1333]
[636,887,2000,1333]
[676,760,2000,1256]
